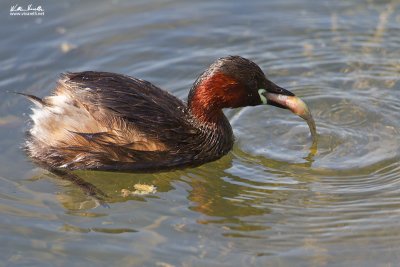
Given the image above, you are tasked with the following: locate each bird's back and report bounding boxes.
[26,71,205,171]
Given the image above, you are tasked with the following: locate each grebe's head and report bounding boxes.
[188,56,310,122]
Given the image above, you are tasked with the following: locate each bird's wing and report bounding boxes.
[56,71,194,145]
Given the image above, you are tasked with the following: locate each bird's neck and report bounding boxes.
[187,110,234,164]
[187,95,233,149]
[188,78,223,124]
[187,71,244,124]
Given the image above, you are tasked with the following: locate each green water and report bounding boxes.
[1,0,400,266]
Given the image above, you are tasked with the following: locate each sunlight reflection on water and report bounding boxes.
[0,0,400,266]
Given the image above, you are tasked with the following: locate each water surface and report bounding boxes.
[1,0,400,266]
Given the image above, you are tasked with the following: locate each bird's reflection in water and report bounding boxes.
[32,145,317,234]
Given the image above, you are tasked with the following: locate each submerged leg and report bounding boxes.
[38,164,109,207]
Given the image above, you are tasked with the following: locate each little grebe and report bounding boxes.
[23,56,314,171]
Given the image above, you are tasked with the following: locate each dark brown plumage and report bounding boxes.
[23,56,296,172]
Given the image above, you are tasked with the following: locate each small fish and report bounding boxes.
[266,93,318,145]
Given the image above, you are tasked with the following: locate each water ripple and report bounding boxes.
[2,0,400,265]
